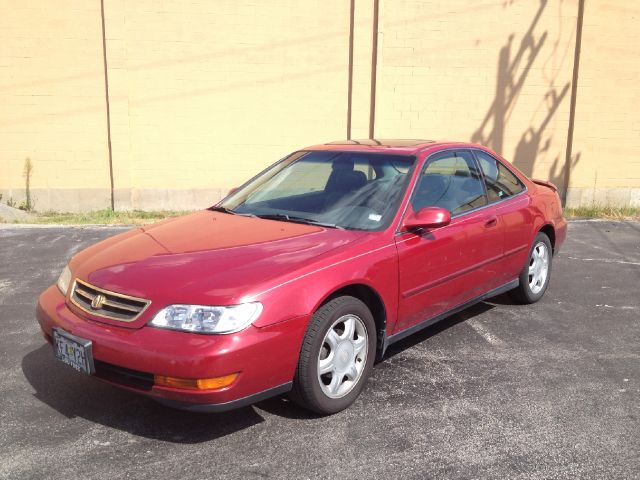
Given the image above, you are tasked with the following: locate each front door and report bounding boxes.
[394,149,504,333]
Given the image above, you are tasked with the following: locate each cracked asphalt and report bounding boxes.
[0,220,638,479]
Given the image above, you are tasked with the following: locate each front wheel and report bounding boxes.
[290,296,376,414]
[510,232,553,304]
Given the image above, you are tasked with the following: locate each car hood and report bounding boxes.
[70,210,365,309]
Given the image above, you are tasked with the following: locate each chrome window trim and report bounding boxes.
[395,147,529,235]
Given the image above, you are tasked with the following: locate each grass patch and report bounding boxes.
[1,209,193,225]
[564,205,640,220]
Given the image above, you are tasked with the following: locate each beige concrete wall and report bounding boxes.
[375,0,578,190]
[0,0,111,211]
[0,0,639,211]
[566,0,640,207]
[105,0,351,210]
[1,0,351,211]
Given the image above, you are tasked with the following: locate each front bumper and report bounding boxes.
[37,286,309,409]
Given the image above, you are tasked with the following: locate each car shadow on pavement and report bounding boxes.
[383,301,496,359]
[22,344,267,443]
[480,292,516,306]
[258,302,501,418]
[254,396,322,420]
[21,300,507,434]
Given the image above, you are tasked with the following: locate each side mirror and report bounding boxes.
[402,207,451,231]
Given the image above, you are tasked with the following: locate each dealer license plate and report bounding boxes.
[53,328,95,375]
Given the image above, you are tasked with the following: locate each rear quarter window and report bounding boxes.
[474,150,525,202]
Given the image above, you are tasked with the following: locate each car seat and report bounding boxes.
[324,158,367,208]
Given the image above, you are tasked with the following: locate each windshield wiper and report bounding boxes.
[210,208,341,228]
[208,206,258,218]
[256,214,343,229]
[209,206,237,215]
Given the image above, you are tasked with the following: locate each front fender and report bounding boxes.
[251,239,399,333]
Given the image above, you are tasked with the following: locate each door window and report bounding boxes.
[412,150,487,215]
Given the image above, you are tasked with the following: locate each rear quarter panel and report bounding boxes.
[530,183,567,251]
[492,150,567,254]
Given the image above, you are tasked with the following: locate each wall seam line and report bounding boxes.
[563,0,585,205]
[100,0,115,210]
[368,0,379,139]
[347,0,355,140]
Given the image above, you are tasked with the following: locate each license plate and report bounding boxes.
[53,328,95,375]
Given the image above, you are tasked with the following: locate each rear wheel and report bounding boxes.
[290,296,376,414]
[510,232,552,304]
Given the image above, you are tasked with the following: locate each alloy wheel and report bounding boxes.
[317,314,368,399]
[528,241,549,294]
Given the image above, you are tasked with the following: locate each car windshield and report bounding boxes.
[216,151,417,230]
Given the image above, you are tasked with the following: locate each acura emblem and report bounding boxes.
[91,294,107,310]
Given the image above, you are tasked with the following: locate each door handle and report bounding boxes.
[485,216,498,228]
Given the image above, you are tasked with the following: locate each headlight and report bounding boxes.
[149,302,263,334]
[57,264,72,295]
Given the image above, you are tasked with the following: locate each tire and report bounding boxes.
[510,232,553,304]
[290,296,376,415]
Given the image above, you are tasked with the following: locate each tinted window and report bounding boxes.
[412,150,487,215]
[475,150,525,202]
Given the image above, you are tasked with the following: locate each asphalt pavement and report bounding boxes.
[0,220,638,479]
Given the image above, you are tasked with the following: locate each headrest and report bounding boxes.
[332,157,355,171]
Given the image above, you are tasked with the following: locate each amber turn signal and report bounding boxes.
[154,373,239,390]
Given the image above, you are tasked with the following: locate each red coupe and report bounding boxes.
[37,139,566,414]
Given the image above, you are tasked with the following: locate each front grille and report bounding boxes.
[70,278,151,322]
[94,360,154,391]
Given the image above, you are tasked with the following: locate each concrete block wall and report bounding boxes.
[0,0,112,211]
[375,0,577,190]
[104,0,351,211]
[0,0,638,211]
[567,0,640,207]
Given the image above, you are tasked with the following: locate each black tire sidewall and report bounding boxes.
[294,296,376,414]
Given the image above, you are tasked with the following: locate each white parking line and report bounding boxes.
[595,304,638,311]
[570,237,640,261]
[0,280,12,299]
[467,319,504,345]
[567,256,640,266]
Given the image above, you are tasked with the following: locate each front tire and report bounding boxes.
[510,232,553,304]
[290,296,376,415]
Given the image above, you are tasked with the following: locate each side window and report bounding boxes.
[412,150,487,215]
[475,150,525,202]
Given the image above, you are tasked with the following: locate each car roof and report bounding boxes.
[303,139,478,155]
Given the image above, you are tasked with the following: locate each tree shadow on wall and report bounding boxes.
[471,0,579,192]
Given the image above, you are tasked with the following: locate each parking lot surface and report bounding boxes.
[0,220,638,479]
